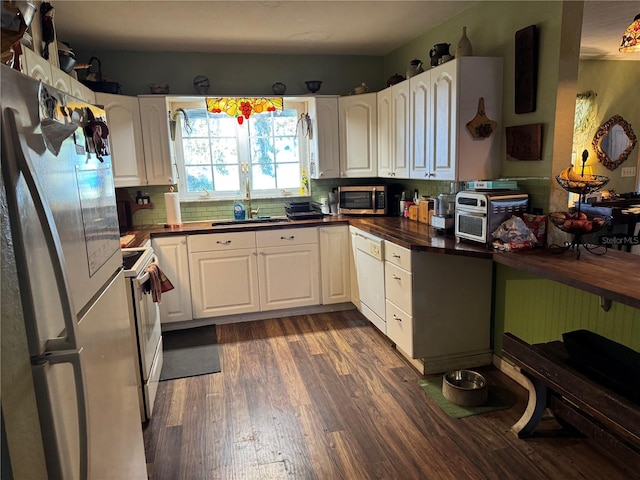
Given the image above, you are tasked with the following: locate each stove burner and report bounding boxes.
[122,250,144,271]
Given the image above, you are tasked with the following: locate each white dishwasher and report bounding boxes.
[353,228,386,334]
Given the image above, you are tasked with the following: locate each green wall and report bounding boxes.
[72,50,386,97]
[493,264,640,354]
[576,60,640,193]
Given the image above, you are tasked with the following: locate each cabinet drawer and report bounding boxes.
[384,262,412,314]
[256,227,318,248]
[385,242,411,271]
[188,231,256,253]
[385,300,413,356]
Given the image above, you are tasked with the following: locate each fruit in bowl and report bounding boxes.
[549,211,607,235]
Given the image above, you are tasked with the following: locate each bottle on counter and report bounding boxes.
[233,194,246,220]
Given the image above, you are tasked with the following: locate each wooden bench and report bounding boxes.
[502,333,640,463]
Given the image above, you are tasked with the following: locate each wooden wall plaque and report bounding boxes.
[515,25,538,114]
[506,124,542,161]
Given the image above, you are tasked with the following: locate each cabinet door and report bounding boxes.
[319,225,350,305]
[409,71,432,179]
[189,248,260,318]
[339,93,377,178]
[257,244,320,311]
[70,76,96,104]
[96,93,147,187]
[431,63,457,180]
[50,65,71,94]
[139,96,175,185]
[376,88,393,178]
[349,227,360,308]
[392,81,410,178]
[310,97,340,179]
[151,236,193,323]
[21,47,52,85]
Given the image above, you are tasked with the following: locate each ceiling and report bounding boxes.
[51,1,639,60]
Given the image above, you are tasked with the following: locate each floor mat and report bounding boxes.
[419,376,516,419]
[160,325,221,381]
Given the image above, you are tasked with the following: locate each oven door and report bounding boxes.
[455,210,487,243]
[132,257,163,418]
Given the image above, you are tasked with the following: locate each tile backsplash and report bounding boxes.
[122,176,551,226]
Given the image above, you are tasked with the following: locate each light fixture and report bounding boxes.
[619,13,640,53]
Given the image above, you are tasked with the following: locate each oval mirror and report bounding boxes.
[592,114,637,171]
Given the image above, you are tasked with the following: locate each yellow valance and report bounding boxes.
[206,97,283,124]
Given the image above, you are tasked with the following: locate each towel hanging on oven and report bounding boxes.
[144,263,174,303]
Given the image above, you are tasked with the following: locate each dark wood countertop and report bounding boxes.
[494,248,640,310]
[123,215,639,310]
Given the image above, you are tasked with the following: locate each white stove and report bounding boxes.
[121,247,163,421]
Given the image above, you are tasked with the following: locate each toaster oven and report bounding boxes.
[455,191,529,244]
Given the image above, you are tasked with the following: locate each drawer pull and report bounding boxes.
[392,274,401,280]
[216,240,232,245]
[392,253,401,258]
[393,314,402,322]
[280,235,295,240]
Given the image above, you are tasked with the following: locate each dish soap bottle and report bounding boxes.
[233,195,246,220]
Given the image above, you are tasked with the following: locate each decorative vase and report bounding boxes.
[456,26,473,57]
[272,82,286,95]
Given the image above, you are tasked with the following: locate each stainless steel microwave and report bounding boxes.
[338,186,389,215]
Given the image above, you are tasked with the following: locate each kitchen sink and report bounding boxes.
[211,217,290,226]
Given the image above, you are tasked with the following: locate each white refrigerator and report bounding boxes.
[1,65,147,479]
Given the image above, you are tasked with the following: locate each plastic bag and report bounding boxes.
[491,215,538,243]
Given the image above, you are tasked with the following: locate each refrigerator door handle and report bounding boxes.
[1,107,80,354]
[31,348,89,480]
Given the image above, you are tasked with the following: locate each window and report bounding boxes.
[171,99,310,201]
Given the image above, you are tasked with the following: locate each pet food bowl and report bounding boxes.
[442,369,488,407]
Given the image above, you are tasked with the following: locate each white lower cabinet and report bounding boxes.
[349,226,361,308]
[319,225,350,304]
[383,241,493,374]
[256,228,320,311]
[187,227,321,318]
[188,231,259,319]
[151,236,193,324]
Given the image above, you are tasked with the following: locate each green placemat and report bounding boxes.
[419,376,516,419]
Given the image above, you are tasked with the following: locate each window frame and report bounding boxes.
[169,98,311,202]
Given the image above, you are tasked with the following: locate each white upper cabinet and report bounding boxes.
[21,47,52,85]
[410,57,503,181]
[96,92,147,187]
[50,65,71,94]
[138,96,175,185]
[377,87,393,178]
[309,96,340,179]
[339,92,377,178]
[379,81,411,179]
[70,77,96,104]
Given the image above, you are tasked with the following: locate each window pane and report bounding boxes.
[249,114,273,137]
[183,139,210,165]
[211,138,238,165]
[209,113,237,136]
[184,110,209,137]
[250,136,275,173]
[276,163,300,189]
[252,165,276,190]
[185,165,213,191]
[274,115,298,136]
[274,137,298,163]
[213,165,240,192]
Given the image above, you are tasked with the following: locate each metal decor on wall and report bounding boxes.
[514,25,538,114]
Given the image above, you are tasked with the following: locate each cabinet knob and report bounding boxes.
[181,240,186,245]
[424,172,429,177]
[393,314,402,322]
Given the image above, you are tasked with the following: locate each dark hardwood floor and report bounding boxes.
[143,310,633,479]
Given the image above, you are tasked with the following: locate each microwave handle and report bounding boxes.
[372,187,376,213]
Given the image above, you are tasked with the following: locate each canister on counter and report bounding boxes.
[419,197,435,224]
[409,204,419,221]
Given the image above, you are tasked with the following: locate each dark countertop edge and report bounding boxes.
[494,249,640,310]
[123,216,640,309]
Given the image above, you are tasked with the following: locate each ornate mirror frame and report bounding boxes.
[592,114,637,171]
